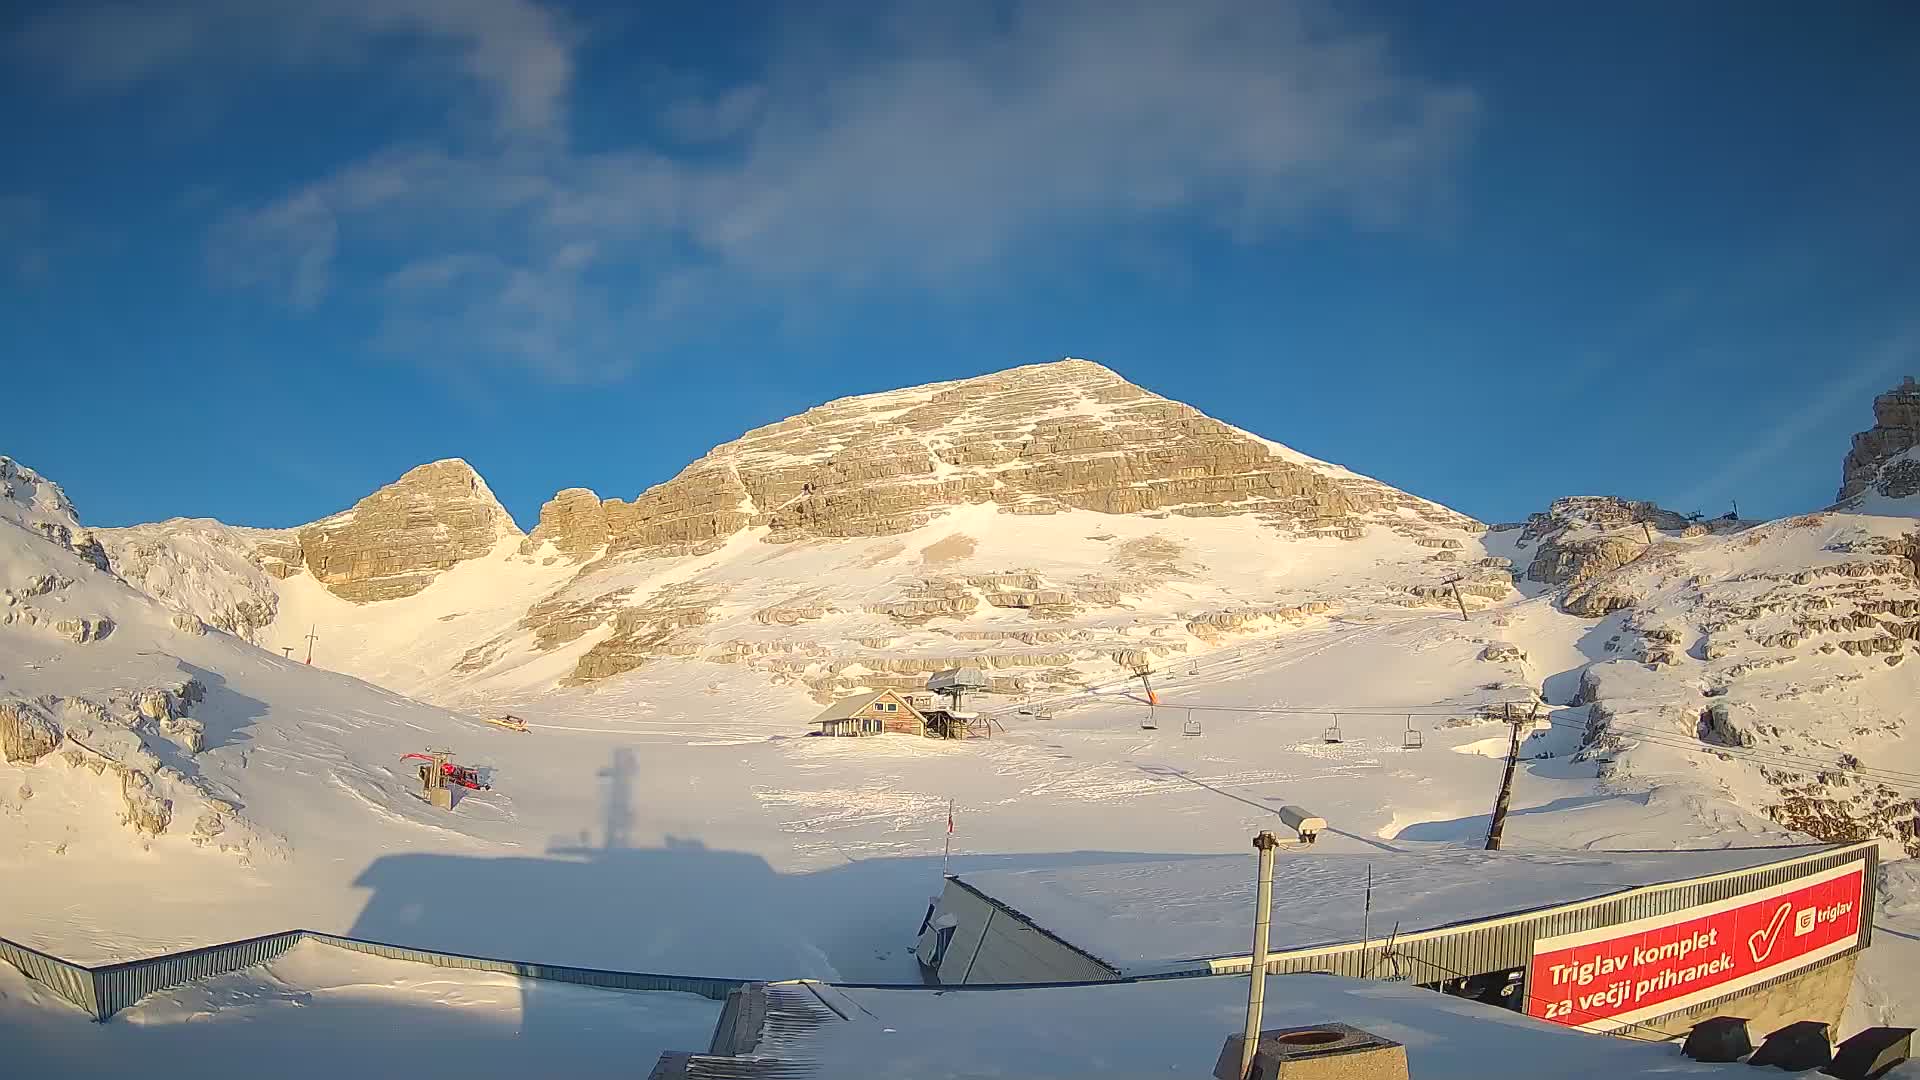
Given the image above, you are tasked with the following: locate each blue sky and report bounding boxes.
[4,0,1917,530]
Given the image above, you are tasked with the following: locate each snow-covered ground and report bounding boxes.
[5,418,1918,1069]
[743,975,1920,1080]
[0,940,719,1078]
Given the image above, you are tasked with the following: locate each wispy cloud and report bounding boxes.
[1663,329,1919,512]
[11,0,574,138]
[38,0,1477,380]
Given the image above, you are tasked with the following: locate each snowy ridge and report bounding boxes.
[5,366,1919,1050]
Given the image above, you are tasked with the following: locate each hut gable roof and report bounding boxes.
[809,690,922,725]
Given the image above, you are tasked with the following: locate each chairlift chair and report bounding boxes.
[1141,705,1158,730]
[1182,709,1202,737]
[1322,713,1344,744]
[1402,715,1424,750]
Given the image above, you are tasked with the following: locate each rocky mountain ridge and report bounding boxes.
[1486,381,1920,856]
[1840,375,1920,503]
[17,366,1920,873]
[522,358,1478,559]
[99,359,1500,703]
[72,366,1920,865]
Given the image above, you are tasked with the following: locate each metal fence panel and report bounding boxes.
[0,841,1881,1026]
[0,933,97,1017]
[303,932,749,1001]
[89,930,306,1021]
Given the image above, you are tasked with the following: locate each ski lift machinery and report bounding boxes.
[1136,667,1159,730]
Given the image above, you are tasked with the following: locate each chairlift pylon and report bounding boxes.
[1182,709,1202,737]
[1322,713,1344,744]
[1402,714,1424,750]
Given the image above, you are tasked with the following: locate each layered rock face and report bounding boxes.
[528,359,1480,559]
[1838,376,1920,502]
[297,460,522,602]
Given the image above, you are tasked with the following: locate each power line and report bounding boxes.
[989,690,1920,793]
[1099,695,1920,789]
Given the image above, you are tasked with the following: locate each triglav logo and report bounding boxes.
[1747,903,1791,964]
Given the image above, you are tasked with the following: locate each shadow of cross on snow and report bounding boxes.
[342,750,1233,1042]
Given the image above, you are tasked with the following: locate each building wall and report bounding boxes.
[855,692,925,735]
[931,843,1879,1002]
[922,880,1118,985]
[1638,953,1856,1041]
[881,713,925,735]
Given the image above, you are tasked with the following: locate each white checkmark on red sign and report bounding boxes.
[1748,902,1792,964]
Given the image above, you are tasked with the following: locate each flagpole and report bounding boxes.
[943,798,953,878]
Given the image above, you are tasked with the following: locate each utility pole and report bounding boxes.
[1443,576,1469,622]
[1240,831,1281,1080]
[1484,702,1539,851]
[303,624,319,665]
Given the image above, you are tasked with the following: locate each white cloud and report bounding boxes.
[195,0,1474,379]
[11,0,573,137]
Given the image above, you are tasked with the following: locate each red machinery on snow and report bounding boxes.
[401,751,489,791]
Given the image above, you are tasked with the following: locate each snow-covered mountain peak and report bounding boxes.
[523,357,1481,562]
[1,455,108,571]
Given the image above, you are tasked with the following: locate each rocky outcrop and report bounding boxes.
[524,360,1482,561]
[97,519,287,643]
[1,456,110,570]
[523,487,611,558]
[1514,496,1699,591]
[1838,376,1920,502]
[297,460,522,602]
[0,697,62,764]
[563,583,725,684]
[135,679,207,754]
[53,615,113,643]
[117,767,172,837]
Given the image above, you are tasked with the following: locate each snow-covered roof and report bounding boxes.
[808,690,920,724]
[689,976,1738,1079]
[953,844,1837,976]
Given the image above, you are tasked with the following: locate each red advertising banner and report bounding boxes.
[1527,860,1865,1030]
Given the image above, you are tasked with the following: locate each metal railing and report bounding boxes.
[0,927,750,1021]
[1,840,1883,1027]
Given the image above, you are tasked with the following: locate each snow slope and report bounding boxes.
[0,940,719,1079]
[7,362,1919,1057]
[97,360,1507,715]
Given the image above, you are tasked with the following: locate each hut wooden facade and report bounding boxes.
[809,690,928,737]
